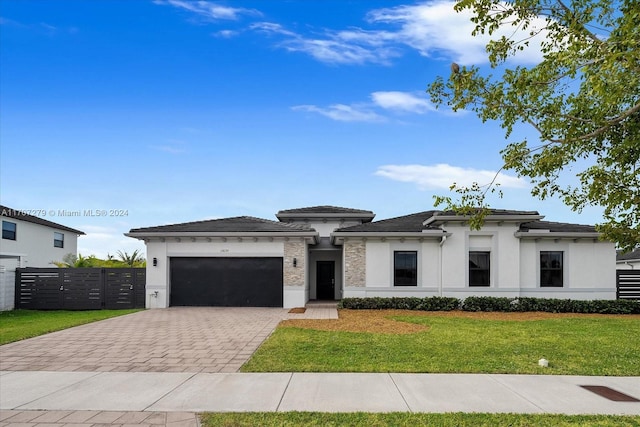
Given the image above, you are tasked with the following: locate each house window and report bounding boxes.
[54,232,64,248]
[394,251,417,286]
[2,221,16,240]
[540,251,563,287]
[469,251,490,286]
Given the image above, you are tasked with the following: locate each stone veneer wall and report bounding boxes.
[283,240,306,286]
[344,240,366,287]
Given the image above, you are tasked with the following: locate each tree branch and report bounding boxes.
[555,0,604,44]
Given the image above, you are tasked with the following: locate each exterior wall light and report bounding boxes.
[153,257,158,267]
[293,257,297,267]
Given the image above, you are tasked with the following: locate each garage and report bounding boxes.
[169,257,283,307]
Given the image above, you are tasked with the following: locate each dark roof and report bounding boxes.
[129,216,315,233]
[519,221,597,233]
[0,205,85,235]
[424,209,542,226]
[617,247,640,261]
[336,211,441,233]
[337,210,597,234]
[438,208,540,217]
[277,205,374,215]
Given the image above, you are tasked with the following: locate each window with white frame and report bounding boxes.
[54,232,64,248]
[2,221,16,240]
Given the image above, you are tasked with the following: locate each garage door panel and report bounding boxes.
[170,257,283,307]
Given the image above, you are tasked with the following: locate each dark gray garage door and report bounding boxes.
[170,257,283,307]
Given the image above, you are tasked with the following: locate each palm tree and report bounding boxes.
[51,253,97,268]
[116,249,145,267]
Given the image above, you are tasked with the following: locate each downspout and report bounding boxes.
[438,234,447,296]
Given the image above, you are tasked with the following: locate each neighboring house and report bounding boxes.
[617,248,640,270]
[0,205,85,310]
[126,206,616,309]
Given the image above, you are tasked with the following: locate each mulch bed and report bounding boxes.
[280,309,640,334]
[288,307,306,314]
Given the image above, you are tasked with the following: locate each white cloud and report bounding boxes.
[149,140,187,154]
[251,22,399,65]
[155,0,550,66]
[367,1,548,65]
[371,91,435,113]
[292,104,384,122]
[214,29,239,38]
[293,91,440,122]
[249,22,297,38]
[39,22,58,33]
[283,38,398,65]
[1,17,78,36]
[245,1,549,66]
[375,163,527,190]
[154,0,261,21]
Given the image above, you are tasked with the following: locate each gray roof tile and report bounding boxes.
[617,247,640,261]
[519,221,597,233]
[337,210,597,234]
[336,211,441,232]
[438,208,540,216]
[129,216,314,233]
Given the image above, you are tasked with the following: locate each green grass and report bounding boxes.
[242,315,640,375]
[200,412,640,427]
[0,309,141,345]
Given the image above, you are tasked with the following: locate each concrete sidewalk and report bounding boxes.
[2,371,639,416]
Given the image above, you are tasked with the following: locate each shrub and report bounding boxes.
[461,296,513,312]
[339,297,460,311]
[339,296,640,314]
[462,296,640,314]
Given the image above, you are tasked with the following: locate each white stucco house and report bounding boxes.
[617,248,640,270]
[0,205,85,310]
[126,205,616,309]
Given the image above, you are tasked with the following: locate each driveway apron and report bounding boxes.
[0,307,289,373]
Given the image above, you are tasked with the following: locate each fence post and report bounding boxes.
[14,268,21,310]
[101,268,106,309]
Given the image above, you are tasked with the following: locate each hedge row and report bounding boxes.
[338,296,640,314]
[338,296,459,311]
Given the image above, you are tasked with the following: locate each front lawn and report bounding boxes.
[0,309,141,345]
[242,310,640,375]
[201,412,640,427]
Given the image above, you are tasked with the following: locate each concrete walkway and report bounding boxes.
[2,371,639,417]
[0,409,199,427]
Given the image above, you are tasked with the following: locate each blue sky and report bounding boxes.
[0,0,604,258]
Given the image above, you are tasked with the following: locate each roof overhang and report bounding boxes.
[424,214,544,227]
[514,231,602,240]
[125,231,319,244]
[331,230,451,245]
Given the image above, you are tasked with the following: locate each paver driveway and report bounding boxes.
[0,307,290,373]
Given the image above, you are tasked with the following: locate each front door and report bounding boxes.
[316,261,335,300]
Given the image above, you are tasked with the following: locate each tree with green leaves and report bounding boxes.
[428,0,639,251]
[52,251,146,268]
[52,253,101,268]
